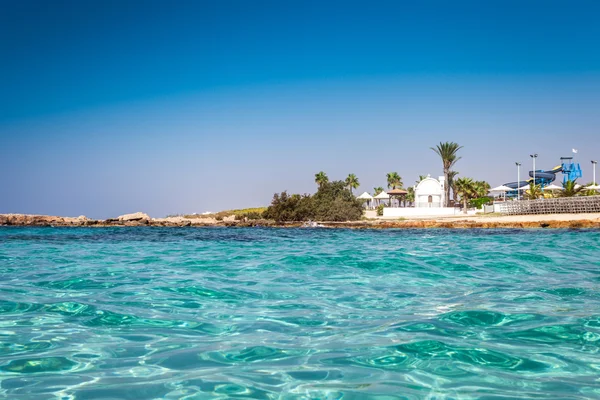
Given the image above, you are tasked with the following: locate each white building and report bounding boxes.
[415,176,445,208]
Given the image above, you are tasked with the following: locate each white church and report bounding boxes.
[382,175,460,217]
[414,175,445,208]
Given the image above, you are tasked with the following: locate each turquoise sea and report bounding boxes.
[1,227,600,399]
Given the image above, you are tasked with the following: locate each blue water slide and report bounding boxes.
[503,166,562,190]
[504,180,529,190]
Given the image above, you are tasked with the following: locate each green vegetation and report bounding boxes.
[581,182,599,197]
[345,173,360,194]
[447,170,460,203]
[431,142,462,206]
[315,171,329,188]
[263,180,363,222]
[455,177,491,213]
[386,172,403,189]
[469,196,492,209]
[524,182,542,200]
[184,207,268,220]
[376,203,385,216]
[558,179,585,197]
[373,186,384,195]
[406,186,415,204]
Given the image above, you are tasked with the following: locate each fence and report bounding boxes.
[500,196,600,215]
[415,201,442,208]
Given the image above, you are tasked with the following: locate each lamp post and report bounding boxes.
[530,154,538,188]
[593,160,598,185]
[516,162,521,200]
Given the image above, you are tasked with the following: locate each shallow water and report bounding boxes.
[1,227,600,399]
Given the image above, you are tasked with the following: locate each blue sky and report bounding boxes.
[1,0,599,218]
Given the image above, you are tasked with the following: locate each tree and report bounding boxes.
[431,142,463,206]
[263,181,364,222]
[263,191,314,222]
[447,170,460,203]
[386,172,403,189]
[525,182,542,200]
[406,186,415,205]
[315,171,329,188]
[416,175,428,184]
[345,173,360,194]
[373,186,385,196]
[455,177,475,214]
[558,180,585,197]
[313,181,364,221]
[581,182,599,197]
[473,180,491,199]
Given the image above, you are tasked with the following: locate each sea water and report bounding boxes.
[1,227,600,399]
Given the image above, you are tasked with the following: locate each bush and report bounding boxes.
[263,181,364,222]
[234,211,264,220]
[262,191,314,222]
[469,197,492,209]
[376,204,385,216]
[312,181,363,221]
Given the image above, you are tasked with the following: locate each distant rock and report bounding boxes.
[117,212,150,222]
[223,215,236,222]
[152,216,217,226]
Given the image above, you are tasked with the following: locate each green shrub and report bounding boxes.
[262,191,314,222]
[469,197,492,209]
[263,181,363,222]
[376,204,385,216]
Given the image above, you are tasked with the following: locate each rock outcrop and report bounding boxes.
[118,212,151,222]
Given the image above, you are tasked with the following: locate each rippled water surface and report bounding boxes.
[1,227,600,399]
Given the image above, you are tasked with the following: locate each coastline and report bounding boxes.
[2,212,600,229]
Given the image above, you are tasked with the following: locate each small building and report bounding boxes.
[415,176,445,208]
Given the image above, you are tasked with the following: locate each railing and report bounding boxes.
[415,202,442,208]
[500,196,600,215]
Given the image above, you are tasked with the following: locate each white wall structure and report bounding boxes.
[382,207,464,217]
[415,176,445,208]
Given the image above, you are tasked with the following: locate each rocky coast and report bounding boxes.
[2,212,600,229]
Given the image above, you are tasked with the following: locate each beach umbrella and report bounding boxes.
[374,191,390,206]
[489,185,513,201]
[544,184,564,191]
[357,192,374,208]
[490,185,513,192]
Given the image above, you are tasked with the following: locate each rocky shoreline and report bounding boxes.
[2,212,600,229]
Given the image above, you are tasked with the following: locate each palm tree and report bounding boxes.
[558,180,585,197]
[345,173,360,194]
[386,172,403,189]
[431,142,463,206]
[373,186,384,196]
[455,177,475,214]
[580,182,599,197]
[525,182,542,200]
[416,175,428,184]
[406,186,415,205]
[315,171,328,188]
[447,170,460,203]
[473,180,491,199]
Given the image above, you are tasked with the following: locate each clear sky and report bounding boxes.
[1,0,599,219]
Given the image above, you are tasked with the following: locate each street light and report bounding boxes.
[516,162,521,200]
[530,154,538,187]
[593,160,598,185]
